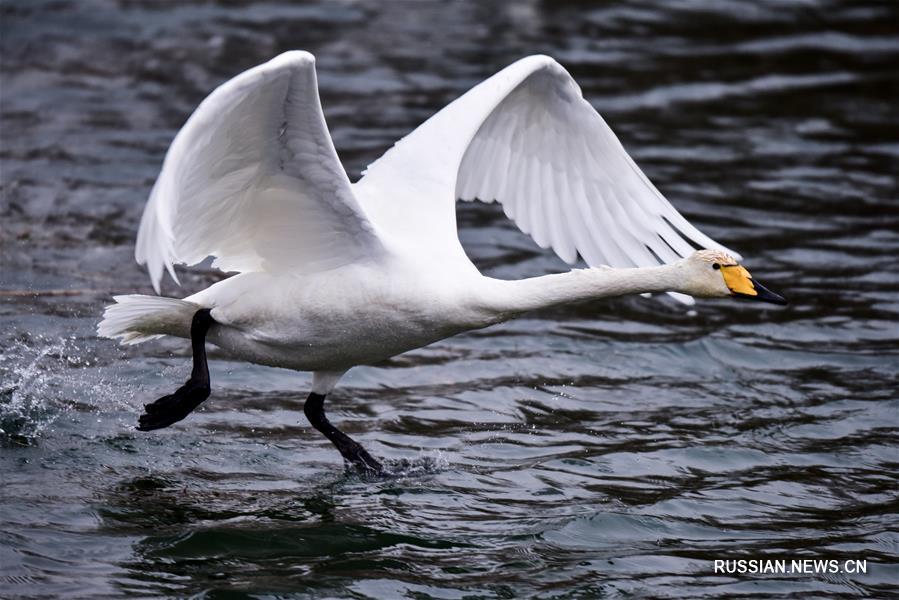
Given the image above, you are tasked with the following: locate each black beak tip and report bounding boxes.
[752,281,788,306]
[764,292,788,306]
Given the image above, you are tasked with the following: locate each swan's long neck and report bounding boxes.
[472,264,684,324]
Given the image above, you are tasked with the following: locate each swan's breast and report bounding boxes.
[195,263,480,371]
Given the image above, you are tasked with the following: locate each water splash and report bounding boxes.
[381,451,451,477]
[345,450,452,480]
[0,335,71,444]
[0,334,128,445]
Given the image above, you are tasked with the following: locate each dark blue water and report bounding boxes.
[2,1,898,597]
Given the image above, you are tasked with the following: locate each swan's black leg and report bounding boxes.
[137,308,214,432]
[304,392,382,474]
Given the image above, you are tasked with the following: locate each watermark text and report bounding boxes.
[714,559,867,575]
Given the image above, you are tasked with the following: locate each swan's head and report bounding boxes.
[681,250,787,305]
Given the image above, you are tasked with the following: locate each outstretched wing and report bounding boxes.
[136,51,383,293]
[356,55,737,302]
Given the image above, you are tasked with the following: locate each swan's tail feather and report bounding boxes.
[97,295,200,345]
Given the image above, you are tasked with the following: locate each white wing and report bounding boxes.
[356,55,737,302]
[136,51,383,293]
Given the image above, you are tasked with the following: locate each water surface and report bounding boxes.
[1,0,898,597]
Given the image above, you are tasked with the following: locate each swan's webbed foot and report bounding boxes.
[304,392,383,475]
[136,308,214,432]
[338,437,383,476]
[137,378,210,431]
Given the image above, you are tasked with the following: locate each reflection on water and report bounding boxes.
[1,0,897,597]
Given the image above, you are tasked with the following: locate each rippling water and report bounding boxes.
[2,0,898,597]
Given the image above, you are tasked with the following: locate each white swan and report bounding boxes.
[98,51,786,473]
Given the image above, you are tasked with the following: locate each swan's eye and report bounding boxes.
[712,263,721,270]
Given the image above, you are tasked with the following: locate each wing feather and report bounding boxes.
[136,51,383,293]
[356,55,737,303]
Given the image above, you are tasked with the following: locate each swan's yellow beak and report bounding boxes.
[720,265,787,305]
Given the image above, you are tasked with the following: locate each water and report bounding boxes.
[1,0,897,597]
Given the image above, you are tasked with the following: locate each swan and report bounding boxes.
[98,51,786,474]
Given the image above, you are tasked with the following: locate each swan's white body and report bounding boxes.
[187,262,481,372]
[99,51,751,394]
